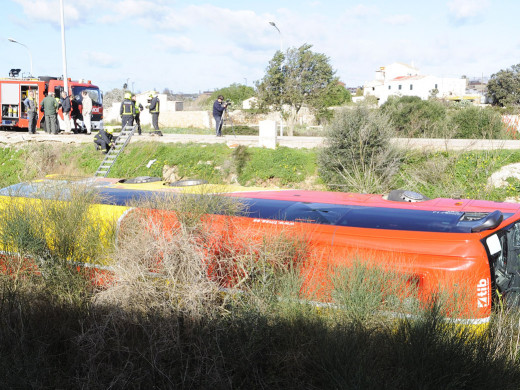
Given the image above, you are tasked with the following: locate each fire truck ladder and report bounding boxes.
[94,125,136,178]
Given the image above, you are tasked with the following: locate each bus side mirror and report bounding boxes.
[471,210,503,233]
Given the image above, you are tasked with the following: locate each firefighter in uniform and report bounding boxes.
[148,92,162,136]
[94,127,114,153]
[40,91,59,134]
[132,94,144,135]
[120,92,135,130]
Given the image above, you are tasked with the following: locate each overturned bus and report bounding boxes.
[0,177,519,325]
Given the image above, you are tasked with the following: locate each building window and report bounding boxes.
[388,85,391,90]
[435,83,438,89]
[398,85,402,90]
[410,84,413,90]
[372,87,375,91]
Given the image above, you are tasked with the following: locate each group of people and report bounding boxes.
[120,91,162,136]
[25,90,228,153]
[93,91,163,153]
[24,90,92,135]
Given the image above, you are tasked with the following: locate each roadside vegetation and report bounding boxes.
[2,134,520,202]
[380,96,508,139]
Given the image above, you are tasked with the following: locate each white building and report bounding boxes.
[364,62,467,105]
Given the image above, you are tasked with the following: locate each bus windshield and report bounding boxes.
[72,86,102,106]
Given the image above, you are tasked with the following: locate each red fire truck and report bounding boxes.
[0,72,103,132]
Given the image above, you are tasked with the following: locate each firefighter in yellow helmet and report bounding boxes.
[94,127,114,153]
[120,91,135,130]
[148,92,162,136]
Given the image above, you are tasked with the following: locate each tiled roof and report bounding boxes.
[391,75,426,81]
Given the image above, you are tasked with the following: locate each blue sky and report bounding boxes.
[0,0,519,94]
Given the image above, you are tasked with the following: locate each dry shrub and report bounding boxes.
[95,190,311,319]
[95,206,221,319]
[22,144,82,179]
[488,307,520,362]
[94,191,248,319]
[0,180,115,289]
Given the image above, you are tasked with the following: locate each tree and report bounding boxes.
[256,43,339,135]
[318,82,352,122]
[487,64,520,106]
[103,88,125,109]
[210,83,255,107]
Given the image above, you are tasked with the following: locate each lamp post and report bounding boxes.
[268,21,284,137]
[7,38,33,77]
[268,21,283,54]
[60,0,69,94]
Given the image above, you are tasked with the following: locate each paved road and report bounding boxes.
[1,130,520,151]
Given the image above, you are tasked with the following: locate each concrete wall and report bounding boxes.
[105,102,211,128]
[105,102,316,129]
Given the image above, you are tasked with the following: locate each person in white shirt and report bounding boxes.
[81,90,92,134]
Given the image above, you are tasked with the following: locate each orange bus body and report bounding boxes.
[2,178,520,325]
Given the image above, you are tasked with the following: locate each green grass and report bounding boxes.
[3,142,520,202]
[0,148,25,186]
[398,149,520,200]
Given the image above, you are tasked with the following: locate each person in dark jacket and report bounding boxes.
[148,92,162,135]
[212,95,227,137]
[120,92,135,130]
[23,90,38,134]
[40,91,59,134]
[132,94,144,135]
[71,98,80,133]
[60,91,72,133]
[94,128,114,153]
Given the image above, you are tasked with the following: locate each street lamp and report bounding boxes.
[7,38,33,76]
[60,0,69,94]
[268,21,284,137]
[268,21,283,54]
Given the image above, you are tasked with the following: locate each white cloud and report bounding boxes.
[82,51,118,68]
[447,0,490,22]
[383,14,413,25]
[13,0,102,25]
[348,4,380,18]
[155,35,193,52]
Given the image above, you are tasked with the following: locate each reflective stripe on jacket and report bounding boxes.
[149,97,160,113]
[120,99,135,116]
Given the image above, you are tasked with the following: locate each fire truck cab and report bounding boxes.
[0,70,103,132]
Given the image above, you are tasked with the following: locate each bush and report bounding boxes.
[318,105,403,193]
[381,96,448,137]
[449,106,507,139]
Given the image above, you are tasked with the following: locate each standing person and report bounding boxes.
[132,94,143,135]
[71,97,80,133]
[40,91,59,134]
[60,91,72,134]
[94,128,114,153]
[24,90,38,134]
[148,92,162,135]
[212,95,227,137]
[81,90,92,134]
[120,92,135,130]
[55,94,62,132]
